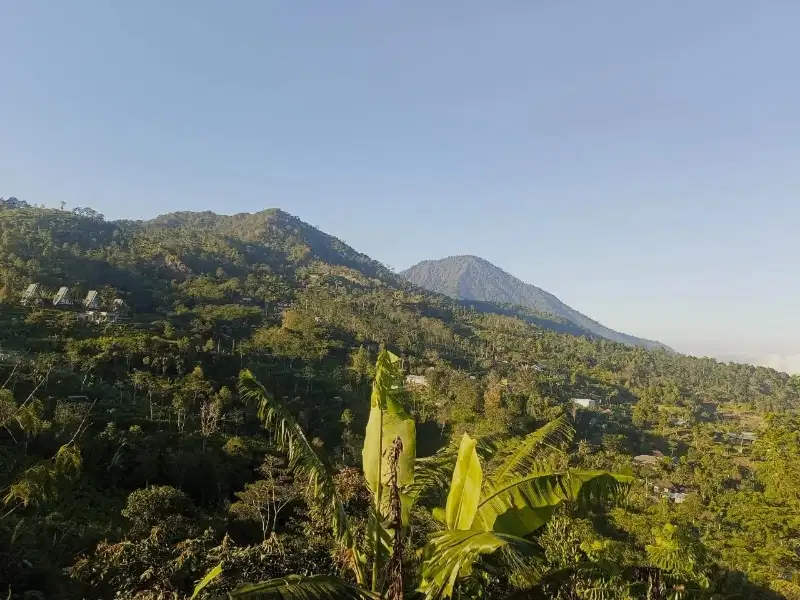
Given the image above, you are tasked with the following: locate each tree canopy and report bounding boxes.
[0,201,798,599]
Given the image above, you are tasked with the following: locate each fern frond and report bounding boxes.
[3,463,57,507]
[238,370,360,580]
[54,444,82,477]
[645,524,710,589]
[516,561,634,600]
[489,414,575,484]
[229,575,378,599]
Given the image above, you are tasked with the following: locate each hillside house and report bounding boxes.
[78,310,120,325]
[633,454,661,467]
[111,299,129,317]
[52,287,73,307]
[669,491,688,504]
[84,290,100,309]
[653,480,688,504]
[20,283,40,306]
[405,374,428,388]
[572,398,597,409]
[728,432,758,445]
[653,479,676,494]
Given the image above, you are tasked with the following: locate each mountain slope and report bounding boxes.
[146,208,399,282]
[0,203,400,310]
[402,255,670,351]
[0,200,665,350]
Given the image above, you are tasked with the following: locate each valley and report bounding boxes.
[1,198,799,599]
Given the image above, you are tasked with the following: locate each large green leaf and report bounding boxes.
[476,471,631,537]
[489,414,574,485]
[567,471,632,508]
[360,350,416,593]
[191,562,222,599]
[409,434,501,505]
[362,350,416,497]
[229,575,378,599]
[419,530,538,600]
[364,502,393,568]
[444,433,483,531]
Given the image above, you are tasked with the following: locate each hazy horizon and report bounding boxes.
[3,2,799,371]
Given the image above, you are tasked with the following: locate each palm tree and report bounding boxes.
[226,350,629,599]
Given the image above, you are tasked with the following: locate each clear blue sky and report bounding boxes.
[3,1,800,369]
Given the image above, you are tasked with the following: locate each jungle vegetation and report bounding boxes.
[1,197,799,599]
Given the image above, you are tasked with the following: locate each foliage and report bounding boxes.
[229,575,378,599]
[191,563,222,599]
[0,201,797,599]
[238,369,357,571]
[419,428,630,599]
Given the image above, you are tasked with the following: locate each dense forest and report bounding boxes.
[1,196,799,599]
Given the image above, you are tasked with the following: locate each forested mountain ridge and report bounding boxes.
[0,202,399,313]
[1,196,799,599]
[402,255,670,351]
[0,201,646,345]
[146,208,401,283]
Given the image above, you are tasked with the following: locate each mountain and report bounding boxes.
[402,255,670,351]
[0,200,668,350]
[146,208,399,282]
[2,199,798,599]
[0,202,400,311]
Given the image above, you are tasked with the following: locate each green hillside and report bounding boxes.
[1,197,799,599]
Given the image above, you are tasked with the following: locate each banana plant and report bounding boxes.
[361,350,417,594]
[419,417,632,599]
[234,349,415,599]
[230,356,630,600]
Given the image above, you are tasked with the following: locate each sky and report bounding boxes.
[2,1,800,370]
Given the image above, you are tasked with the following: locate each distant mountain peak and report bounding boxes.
[402,255,670,351]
